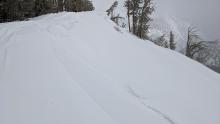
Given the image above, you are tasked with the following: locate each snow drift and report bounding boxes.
[0,8,220,124]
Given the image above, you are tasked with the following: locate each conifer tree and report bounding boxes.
[0,0,7,22]
[154,34,168,48]
[0,0,95,23]
[22,0,36,18]
[124,0,131,32]
[5,0,24,21]
[131,0,142,35]
[35,0,49,16]
[169,31,176,50]
[137,0,154,39]
[124,0,154,39]
[58,0,65,11]
[81,0,94,11]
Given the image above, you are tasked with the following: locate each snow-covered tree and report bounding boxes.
[106,1,118,18]
[154,34,169,48]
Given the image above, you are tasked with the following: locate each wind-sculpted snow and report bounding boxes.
[0,12,220,124]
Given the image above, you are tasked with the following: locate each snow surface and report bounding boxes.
[0,2,220,124]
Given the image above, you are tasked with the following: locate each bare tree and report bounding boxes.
[186,27,207,58]
[196,40,220,66]
[111,14,124,25]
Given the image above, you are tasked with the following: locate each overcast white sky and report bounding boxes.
[154,0,220,40]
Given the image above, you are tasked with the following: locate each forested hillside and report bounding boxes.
[0,0,94,22]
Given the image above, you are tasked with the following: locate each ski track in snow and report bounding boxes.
[146,105,177,124]
[0,30,17,74]
[128,86,177,124]
[2,48,8,73]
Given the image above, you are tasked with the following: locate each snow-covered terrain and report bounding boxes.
[0,1,220,124]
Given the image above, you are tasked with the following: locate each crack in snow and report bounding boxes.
[127,85,148,100]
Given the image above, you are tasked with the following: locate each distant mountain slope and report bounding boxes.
[149,16,190,50]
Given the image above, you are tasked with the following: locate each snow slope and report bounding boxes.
[0,8,220,124]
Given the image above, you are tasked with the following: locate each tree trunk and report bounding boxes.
[132,11,136,34]
[127,1,131,32]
